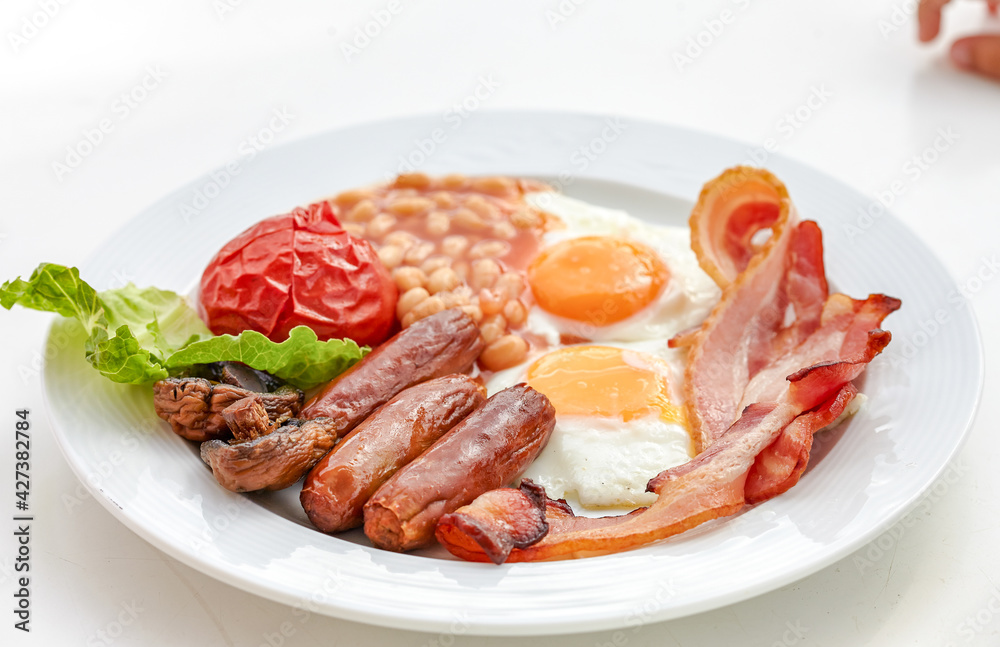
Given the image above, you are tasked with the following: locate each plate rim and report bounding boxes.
[40,110,985,636]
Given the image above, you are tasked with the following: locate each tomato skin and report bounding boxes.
[200,201,397,347]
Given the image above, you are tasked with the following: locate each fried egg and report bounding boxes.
[522,192,720,343]
[485,192,721,509]
[487,342,692,508]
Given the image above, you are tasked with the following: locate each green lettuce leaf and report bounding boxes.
[0,263,104,330]
[165,326,366,390]
[2,263,366,389]
[0,263,209,383]
[99,284,212,359]
[88,324,174,384]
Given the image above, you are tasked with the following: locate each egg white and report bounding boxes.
[486,339,695,509]
[523,414,692,508]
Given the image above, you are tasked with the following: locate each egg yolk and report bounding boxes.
[526,345,686,426]
[527,236,669,326]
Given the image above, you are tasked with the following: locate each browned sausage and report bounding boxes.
[301,308,484,427]
[301,375,486,533]
[363,384,555,552]
[198,309,484,494]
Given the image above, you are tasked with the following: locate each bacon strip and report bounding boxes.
[680,168,799,452]
[737,294,900,413]
[744,384,856,504]
[435,167,900,563]
[435,480,550,565]
[688,167,793,289]
[741,324,892,503]
[436,480,645,564]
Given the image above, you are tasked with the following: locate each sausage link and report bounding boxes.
[301,375,486,533]
[363,384,555,551]
[201,309,484,493]
[301,308,484,427]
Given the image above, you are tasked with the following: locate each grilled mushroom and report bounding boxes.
[153,363,303,442]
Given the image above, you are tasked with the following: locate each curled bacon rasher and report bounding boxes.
[435,167,900,563]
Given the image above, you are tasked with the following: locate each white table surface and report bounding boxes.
[2,1,998,645]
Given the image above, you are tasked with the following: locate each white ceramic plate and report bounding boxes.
[42,112,982,636]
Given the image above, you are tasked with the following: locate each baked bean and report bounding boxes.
[367,213,397,239]
[323,176,550,337]
[460,304,484,323]
[479,335,529,371]
[384,231,416,249]
[464,195,500,221]
[343,223,365,237]
[452,208,487,231]
[510,207,541,229]
[388,197,434,218]
[452,261,470,282]
[502,299,527,326]
[408,295,445,322]
[479,289,506,317]
[441,235,469,258]
[469,240,511,259]
[479,314,508,344]
[495,272,525,299]
[393,172,431,189]
[346,199,377,222]
[452,284,474,302]
[438,290,470,309]
[404,241,435,265]
[492,222,517,240]
[438,293,457,309]
[470,259,501,290]
[441,174,467,189]
[335,188,373,209]
[420,256,451,275]
[427,267,461,295]
[396,287,430,319]
[432,191,457,208]
[393,266,427,292]
[471,176,516,197]
[479,324,503,345]
[481,313,506,330]
[378,245,405,269]
[426,211,451,236]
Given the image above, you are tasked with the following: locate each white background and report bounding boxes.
[2,1,998,645]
